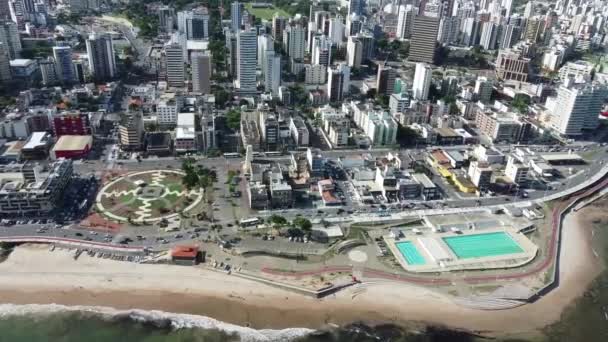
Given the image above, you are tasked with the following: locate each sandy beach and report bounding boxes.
[0,205,604,336]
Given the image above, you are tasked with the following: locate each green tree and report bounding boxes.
[225,109,241,130]
[512,94,531,114]
[293,217,312,231]
[269,214,288,227]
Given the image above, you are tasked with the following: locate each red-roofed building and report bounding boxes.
[170,245,202,265]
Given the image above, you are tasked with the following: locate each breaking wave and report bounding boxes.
[0,303,313,342]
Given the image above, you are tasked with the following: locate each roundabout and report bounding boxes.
[96,170,204,223]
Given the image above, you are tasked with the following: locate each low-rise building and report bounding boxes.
[326,118,350,147]
[247,181,269,210]
[412,173,438,200]
[119,114,144,150]
[475,110,529,143]
[51,135,92,160]
[289,116,309,147]
[505,155,529,186]
[145,132,173,156]
[175,113,196,152]
[21,132,53,160]
[468,161,493,191]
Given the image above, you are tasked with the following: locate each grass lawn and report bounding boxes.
[118,193,135,204]
[166,183,184,193]
[244,3,290,20]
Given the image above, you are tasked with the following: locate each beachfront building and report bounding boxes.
[0,159,73,216]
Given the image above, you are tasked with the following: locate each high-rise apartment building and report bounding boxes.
[86,33,116,82]
[327,63,350,102]
[257,34,274,71]
[191,51,211,93]
[236,28,257,93]
[230,1,242,32]
[479,22,498,50]
[409,15,439,64]
[164,43,185,88]
[272,14,287,42]
[264,50,281,96]
[348,0,363,16]
[346,36,362,68]
[412,63,432,100]
[53,45,76,84]
[283,24,306,61]
[0,42,11,82]
[0,20,21,59]
[311,34,332,67]
[550,82,608,136]
[376,65,396,96]
[397,5,414,39]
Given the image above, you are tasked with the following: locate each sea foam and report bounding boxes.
[0,303,313,342]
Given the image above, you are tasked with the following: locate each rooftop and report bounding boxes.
[23,132,52,150]
[52,135,93,151]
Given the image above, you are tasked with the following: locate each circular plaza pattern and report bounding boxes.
[96,170,204,223]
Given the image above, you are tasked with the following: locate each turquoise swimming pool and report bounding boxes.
[395,241,426,265]
[442,232,524,259]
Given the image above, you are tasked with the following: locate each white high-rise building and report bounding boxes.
[53,45,76,84]
[306,21,317,52]
[550,83,608,136]
[328,16,344,44]
[412,63,432,100]
[230,1,242,32]
[284,24,306,61]
[437,16,460,45]
[460,17,478,47]
[236,28,257,93]
[346,36,362,68]
[396,5,414,39]
[86,33,116,81]
[0,42,11,82]
[479,22,498,50]
[0,20,21,59]
[502,0,513,18]
[312,35,332,67]
[523,1,534,18]
[264,50,281,96]
[257,34,274,71]
[191,51,211,93]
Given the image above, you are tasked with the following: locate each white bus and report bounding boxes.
[223,153,241,159]
[239,217,260,227]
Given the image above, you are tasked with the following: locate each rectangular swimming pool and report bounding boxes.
[442,232,524,259]
[395,241,426,265]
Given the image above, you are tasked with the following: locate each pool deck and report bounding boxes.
[385,227,538,273]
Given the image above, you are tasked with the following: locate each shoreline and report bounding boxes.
[0,206,604,337]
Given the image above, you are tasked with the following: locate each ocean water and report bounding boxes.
[0,303,483,342]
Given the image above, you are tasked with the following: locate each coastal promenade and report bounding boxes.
[260,167,608,292]
[0,236,145,253]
